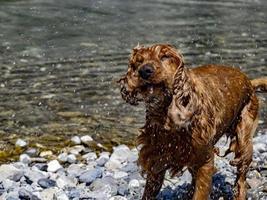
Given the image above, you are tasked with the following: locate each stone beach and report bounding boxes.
[0,133,267,200]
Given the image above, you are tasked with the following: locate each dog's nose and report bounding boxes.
[138,64,154,80]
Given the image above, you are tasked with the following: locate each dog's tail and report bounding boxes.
[251,78,267,92]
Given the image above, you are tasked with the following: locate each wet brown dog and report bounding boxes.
[118,44,267,200]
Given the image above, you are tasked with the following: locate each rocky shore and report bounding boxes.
[0,133,267,200]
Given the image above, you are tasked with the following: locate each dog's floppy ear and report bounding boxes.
[166,45,184,69]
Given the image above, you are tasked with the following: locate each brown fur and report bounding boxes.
[118,44,267,200]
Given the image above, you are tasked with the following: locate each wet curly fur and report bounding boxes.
[118,44,267,200]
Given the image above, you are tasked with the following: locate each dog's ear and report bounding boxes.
[166,45,184,69]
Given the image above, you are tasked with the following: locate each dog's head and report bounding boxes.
[118,44,184,105]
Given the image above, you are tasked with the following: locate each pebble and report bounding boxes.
[40,151,53,158]
[15,139,28,147]
[47,160,62,172]
[80,135,93,144]
[70,136,81,145]
[57,152,68,163]
[114,171,128,179]
[25,148,38,157]
[54,190,69,200]
[38,178,56,189]
[129,179,140,188]
[82,152,97,162]
[79,168,102,184]
[67,154,76,163]
[19,154,31,164]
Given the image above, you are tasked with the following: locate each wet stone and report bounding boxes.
[15,139,28,148]
[70,136,81,145]
[82,152,97,162]
[18,188,39,200]
[25,148,38,157]
[19,154,31,165]
[67,154,76,164]
[9,171,24,182]
[38,178,56,189]
[57,153,68,163]
[78,168,102,184]
[47,160,62,172]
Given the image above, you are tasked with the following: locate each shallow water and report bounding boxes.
[0,0,266,160]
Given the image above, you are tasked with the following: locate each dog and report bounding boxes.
[118,44,267,200]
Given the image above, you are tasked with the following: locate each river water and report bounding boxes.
[0,0,266,159]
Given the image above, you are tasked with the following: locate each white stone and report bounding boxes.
[109,196,127,200]
[58,153,68,163]
[56,175,77,189]
[82,152,97,161]
[67,154,77,163]
[47,160,62,172]
[40,188,59,200]
[105,159,123,171]
[254,143,267,153]
[0,164,20,182]
[81,135,93,144]
[15,139,27,147]
[70,136,81,145]
[128,179,140,188]
[110,145,132,163]
[113,171,128,179]
[68,145,85,155]
[54,190,69,200]
[19,154,31,164]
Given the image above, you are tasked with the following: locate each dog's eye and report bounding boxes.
[160,55,171,62]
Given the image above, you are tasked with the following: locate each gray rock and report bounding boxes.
[105,159,123,171]
[110,196,128,200]
[38,178,56,189]
[110,145,132,164]
[0,164,21,182]
[56,175,77,189]
[121,162,139,173]
[90,176,118,196]
[25,148,38,157]
[54,190,69,200]
[47,160,62,172]
[128,179,140,189]
[19,154,31,164]
[82,152,97,162]
[2,179,19,191]
[57,153,68,163]
[65,187,81,199]
[79,168,102,184]
[9,171,24,182]
[67,154,77,163]
[40,188,59,200]
[114,171,128,179]
[254,143,267,153]
[18,188,40,200]
[15,139,28,148]
[71,136,81,145]
[247,177,262,189]
[24,168,48,183]
[117,179,128,196]
[96,156,109,166]
[67,164,85,177]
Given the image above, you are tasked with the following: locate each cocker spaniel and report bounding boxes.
[118,44,267,200]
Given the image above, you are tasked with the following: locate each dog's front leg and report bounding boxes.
[192,154,216,200]
[142,170,166,200]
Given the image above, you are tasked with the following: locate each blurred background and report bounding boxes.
[0,0,266,159]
